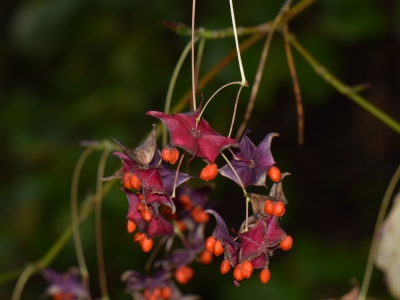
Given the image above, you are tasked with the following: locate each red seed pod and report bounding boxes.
[199,250,213,264]
[138,193,144,200]
[264,199,275,215]
[161,147,172,162]
[134,232,146,242]
[140,238,153,252]
[233,264,243,281]
[169,147,179,164]
[213,240,224,257]
[260,269,271,284]
[123,172,132,189]
[190,207,210,223]
[200,163,218,181]
[152,288,161,298]
[280,235,293,251]
[273,201,286,217]
[141,209,153,222]
[241,260,254,279]
[175,265,194,285]
[205,236,216,253]
[129,173,141,190]
[127,220,136,233]
[220,260,231,274]
[160,286,172,300]
[267,166,282,182]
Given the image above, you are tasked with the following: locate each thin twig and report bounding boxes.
[197,81,242,122]
[11,264,36,300]
[235,0,292,140]
[358,165,400,300]
[170,34,263,115]
[287,32,400,135]
[163,38,199,147]
[283,23,304,145]
[191,0,197,111]
[229,0,247,86]
[71,146,95,292]
[228,85,244,138]
[95,147,112,300]
[195,38,206,94]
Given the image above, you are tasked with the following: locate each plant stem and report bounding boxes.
[170,34,263,115]
[71,146,95,292]
[358,165,400,300]
[235,0,292,140]
[229,0,247,86]
[283,23,304,145]
[197,81,242,122]
[95,147,112,300]
[164,38,198,146]
[287,33,400,135]
[220,152,250,231]
[228,85,245,138]
[191,0,197,111]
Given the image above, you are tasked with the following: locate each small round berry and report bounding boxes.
[200,163,218,181]
[179,194,193,210]
[137,203,146,212]
[190,207,210,223]
[123,172,132,189]
[161,147,172,162]
[205,236,216,253]
[138,193,144,200]
[213,240,224,257]
[220,260,231,274]
[233,264,243,281]
[260,269,271,284]
[141,209,153,222]
[140,238,153,252]
[199,250,213,264]
[127,220,136,233]
[264,199,274,215]
[160,286,172,300]
[134,232,146,242]
[241,260,254,279]
[129,173,141,190]
[175,265,194,285]
[267,166,282,182]
[169,147,179,164]
[280,235,293,251]
[273,201,286,217]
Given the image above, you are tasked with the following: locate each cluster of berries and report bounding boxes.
[99,103,293,297]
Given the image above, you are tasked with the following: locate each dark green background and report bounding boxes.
[1,0,400,299]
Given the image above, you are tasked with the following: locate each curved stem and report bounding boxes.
[163,38,199,147]
[95,147,112,300]
[71,146,95,292]
[358,165,400,300]
[195,38,206,92]
[170,34,263,116]
[229,0,247,86]
[196,81,242,122]
[11,264,36,300]
[220,152,250,231]
[287,32,400,135]
[228,85,244,138]
[171,153,185,199]
[235,0,292,140]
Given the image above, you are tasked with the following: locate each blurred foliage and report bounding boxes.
[1,0,400,299]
